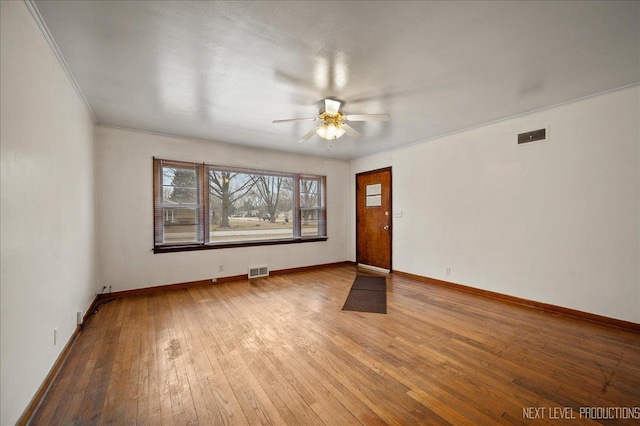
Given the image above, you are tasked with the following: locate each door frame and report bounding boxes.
[355,166,392,272]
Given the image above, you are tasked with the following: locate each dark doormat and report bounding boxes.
[342,275,387,314]
[350,275,387,292]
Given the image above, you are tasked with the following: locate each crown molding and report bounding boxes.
[23,0,97,124]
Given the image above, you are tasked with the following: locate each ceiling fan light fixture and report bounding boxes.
[274,98,389,145]
[316,122,345,140]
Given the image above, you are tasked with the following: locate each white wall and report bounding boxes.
[96,126,350,292]
[0,2,97,424]
[350,86,640,323]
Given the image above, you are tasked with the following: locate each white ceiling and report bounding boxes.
[33,0,639,160]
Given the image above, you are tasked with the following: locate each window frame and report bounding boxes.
[153,158,327,253]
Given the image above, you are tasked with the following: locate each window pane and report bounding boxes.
[162,207,200,243]
[162,166,197,204]
[208,170,294,243]
[301,208,320,236]
[300,177,323,237]
[300,178,320,208]
[155,160,202,245]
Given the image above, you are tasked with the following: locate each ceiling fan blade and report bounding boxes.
[341,123,362,140]
[345,114,390,122]
[324,99,341,115]
[272,117,318,123]
[299,126,320,143]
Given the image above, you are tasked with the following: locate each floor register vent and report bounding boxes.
[248,265,269,279]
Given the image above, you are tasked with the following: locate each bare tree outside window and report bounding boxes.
[251,175,293,223]
[208,171,255,228]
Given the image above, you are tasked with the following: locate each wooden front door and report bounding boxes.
[356,167,392,271]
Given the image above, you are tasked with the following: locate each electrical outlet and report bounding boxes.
[446,267,451,276]
[218,265,224,272]
[76,310,83,326]
[53,327,59,346]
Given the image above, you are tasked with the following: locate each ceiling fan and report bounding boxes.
[273,98,390,145]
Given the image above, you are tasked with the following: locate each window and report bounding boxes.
[153,158,327,252]
[154,160,203,244]
[207,166,295,244]
[300,176,324,237]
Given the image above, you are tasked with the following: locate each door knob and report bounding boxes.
[383,225,389,230]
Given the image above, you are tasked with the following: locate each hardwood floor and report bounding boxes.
[31,265,640,425]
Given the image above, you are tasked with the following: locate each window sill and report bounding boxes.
[154,236,328,253]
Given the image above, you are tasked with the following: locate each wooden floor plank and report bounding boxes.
[30,265,640,425]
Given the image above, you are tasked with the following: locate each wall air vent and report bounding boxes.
[518,126,549,145]
[248,265,269,279]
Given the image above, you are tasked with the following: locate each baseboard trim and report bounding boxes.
[393,270,640,333]
[97,277,233,300]
[17,295,99,425]
[270,261,354,276]
[81,296,100,328]
[98,261,354,301]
